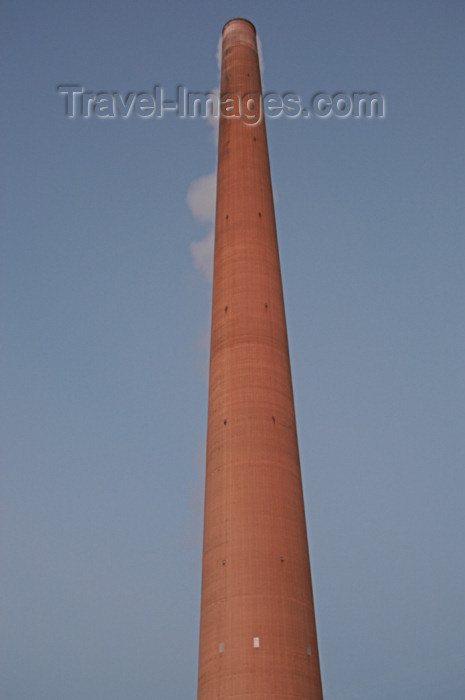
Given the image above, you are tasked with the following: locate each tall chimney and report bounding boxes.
[197,19,323,699]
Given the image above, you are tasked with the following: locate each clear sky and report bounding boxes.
[2,1,464,699]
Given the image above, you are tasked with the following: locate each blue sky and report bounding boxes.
[2,1,464,699]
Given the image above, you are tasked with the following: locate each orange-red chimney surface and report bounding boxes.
[197,19,323,699]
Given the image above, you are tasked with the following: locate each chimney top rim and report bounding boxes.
[222,18,256,35]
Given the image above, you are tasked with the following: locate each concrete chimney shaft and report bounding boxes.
[197,19,323,699]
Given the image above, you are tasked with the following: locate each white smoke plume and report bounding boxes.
[187,172,216,224]
[187,173,216,282]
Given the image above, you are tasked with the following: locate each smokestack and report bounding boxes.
[197,19,323,699]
